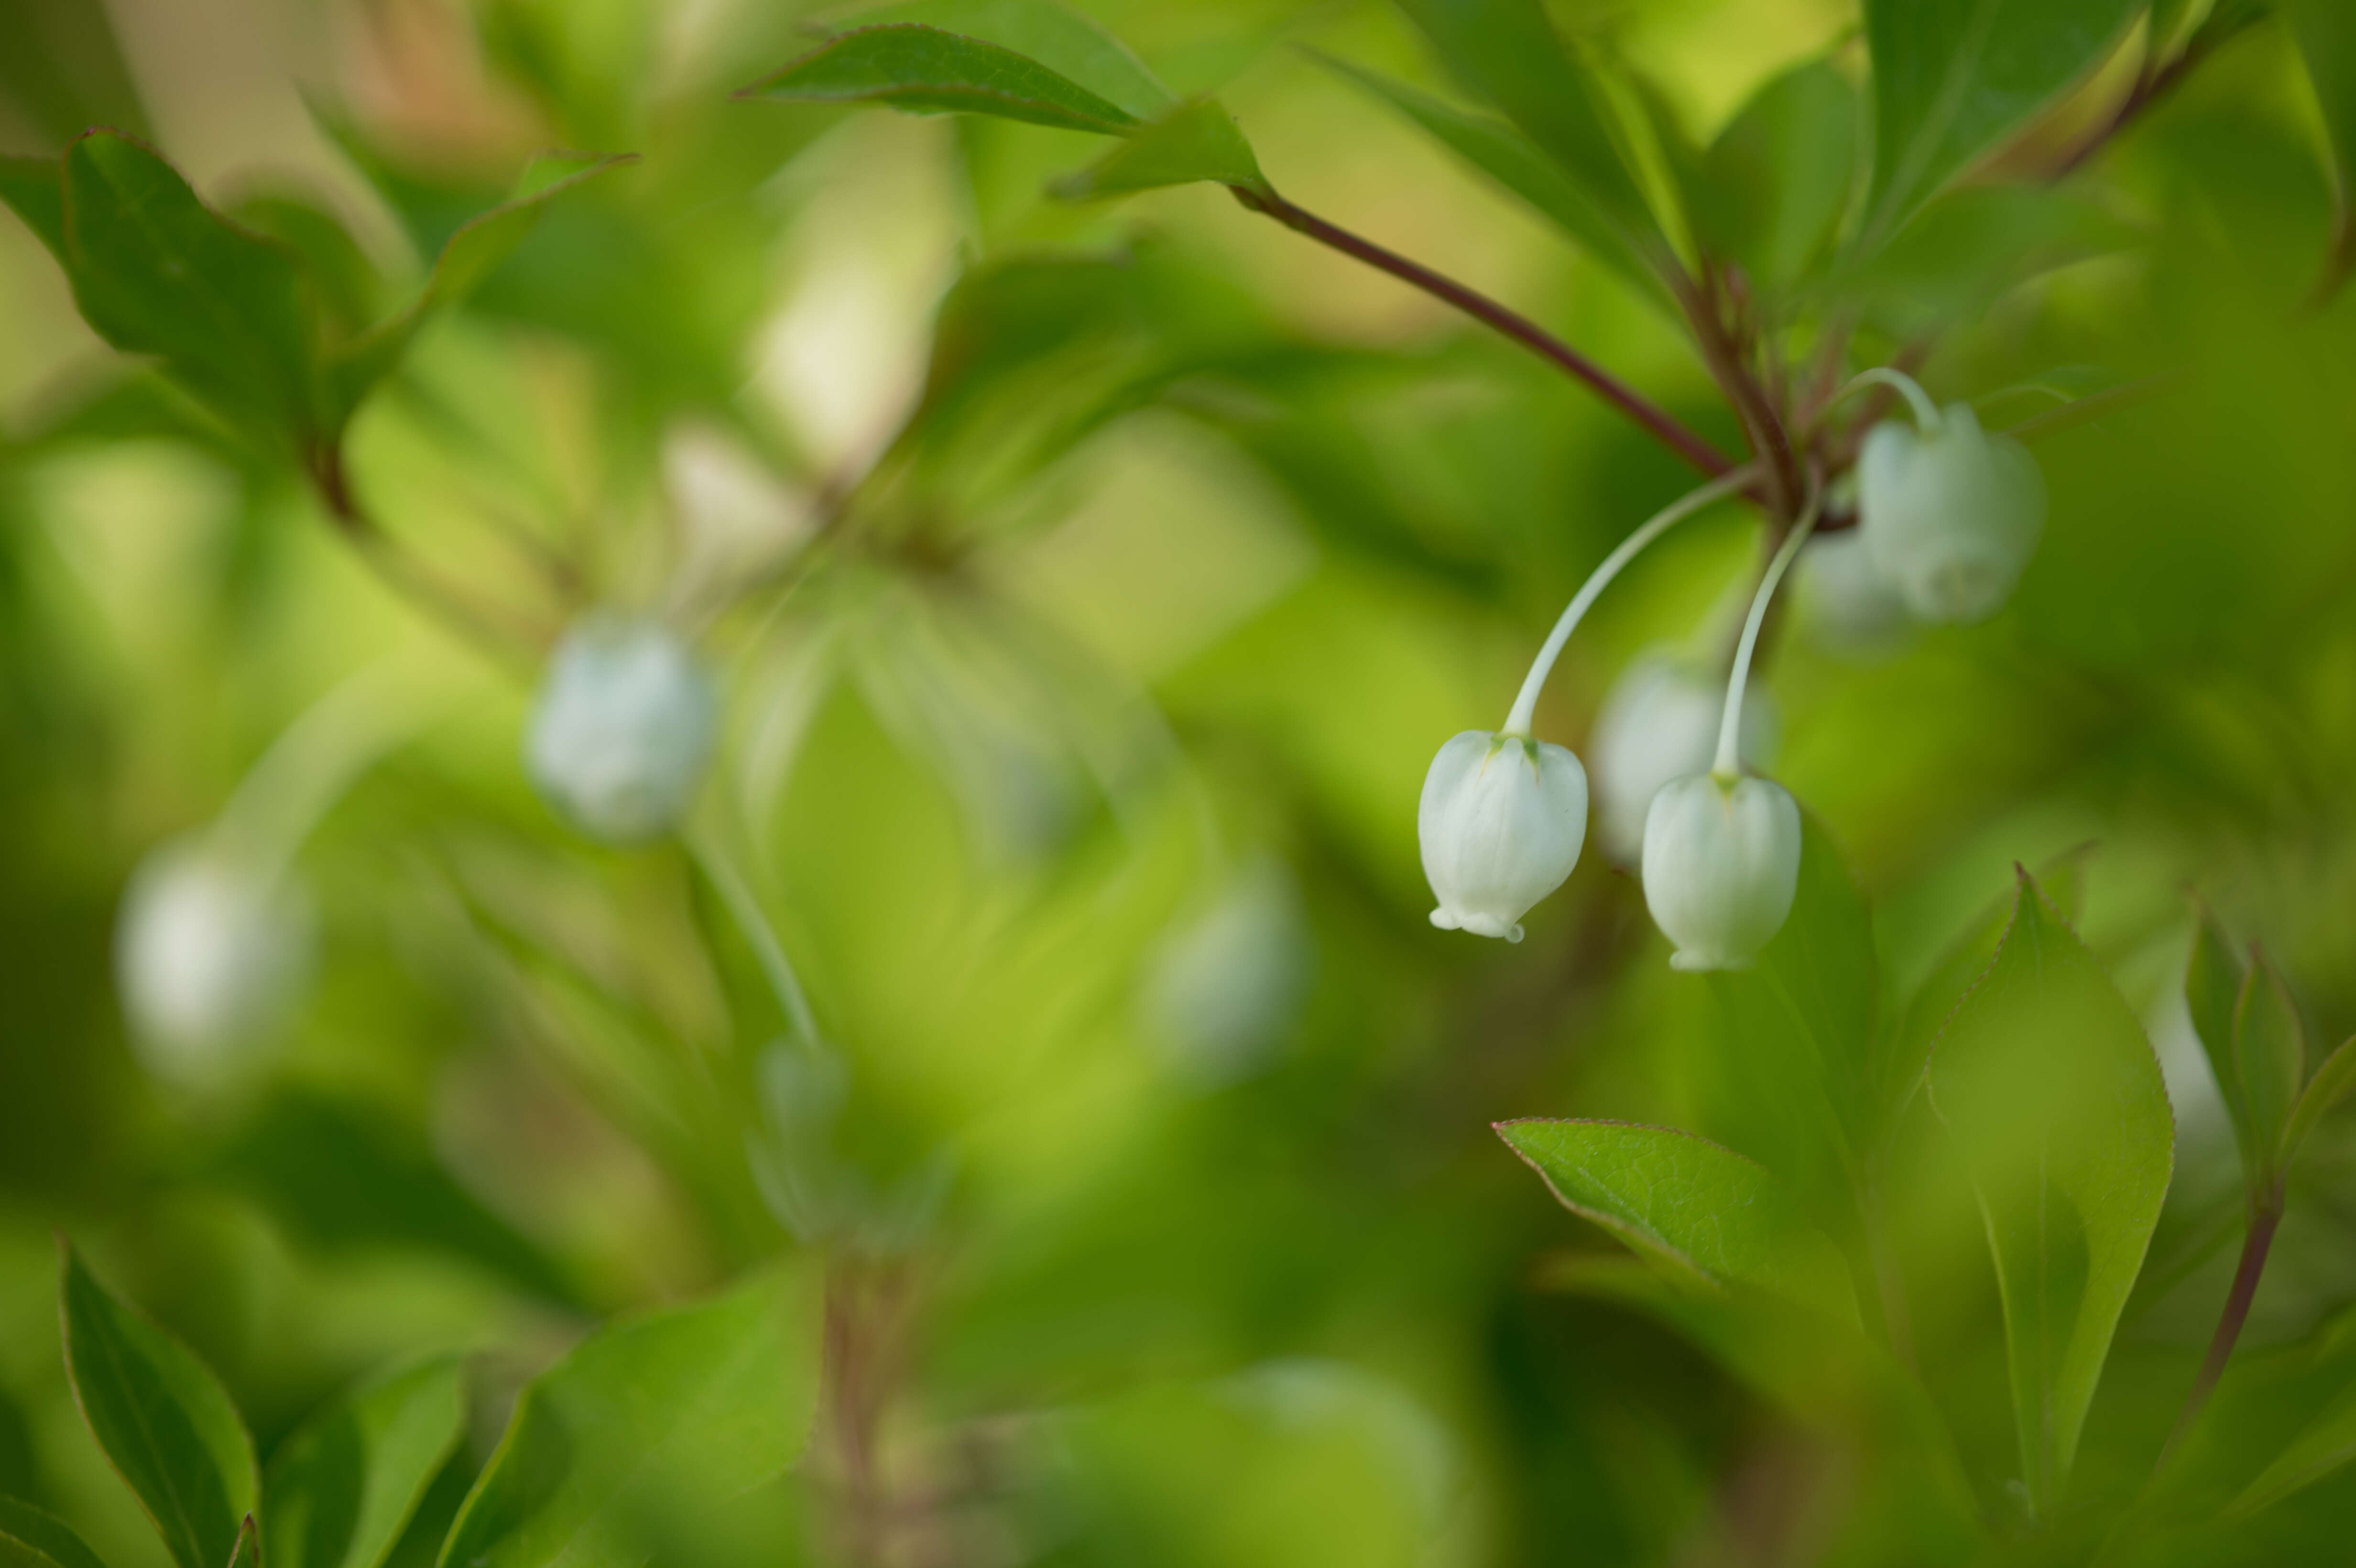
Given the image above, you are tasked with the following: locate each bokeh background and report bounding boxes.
[5,0,2356,1563]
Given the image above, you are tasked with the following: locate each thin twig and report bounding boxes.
[1230,184,1738,481]
[2154,1189,2283,1478]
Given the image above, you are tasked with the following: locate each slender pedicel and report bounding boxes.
[1501,464,1761,739]
[1716,474,1824,779]
[1832,366,1943,430]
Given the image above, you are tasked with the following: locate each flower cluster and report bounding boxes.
[1419,370,2045,968]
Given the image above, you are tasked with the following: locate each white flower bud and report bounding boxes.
[116,840,312,1083]
[526,615,718,843]
[1857,402,2045,624]
[1590,655,1776,867]
[1641,773,1801,971]
[1418,730,1588,943]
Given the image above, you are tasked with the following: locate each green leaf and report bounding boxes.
[1053,98,1264,198]
[1858,0,2143,248]
[2186,902,2251,1157]
[205,1088,580,1308]
[326,152,634,433]
[1753,812,1877,1129]
[2283,1036,2356,1169]
[1311,51,1673,311]
[0,1497,110,1568]
[2232,948,2306,1178]
[232,193,387,342]
[0,156,67,255]
[435,1270,820,1567]
[0,0,149,147]
[57,1243,258,1568]
[740,24,1144,134]
[1925,869,2173,1511]
[37,131,320,450]
[264,1357,468,1568]
[226,1519,258,1568]
[1495,1119,1858,1321]
[807,0,1175,121]
[1694,58,1859,291]
[1391,0,1666,265]
[1839,182,2138,333]
[2283,0,2356,292]
[2226,1367,2356,1518]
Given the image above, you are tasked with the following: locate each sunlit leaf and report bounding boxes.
[1496,1118,1858,1321]
[265,1357,467,1568]
[436,1270,819,1567]
[1858,0,2143,247]
[1926,869,2172,1510]
[808,0,1175,121]
[740,24,1144,134]
[1392,0,1666,267]
[1311,51,1673,311]
[0,1497,109,1568]
[57,1244,258,1568]
[1054,98,1264,199]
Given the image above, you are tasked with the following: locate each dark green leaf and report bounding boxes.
[0,1497,109,1568]
[1841,182,2138,333]
[57,1243,257,1568]
[2283,1036,2356,1169]
[1391,0,1666,266]
[1495,1119,1857,1321]
[327,152,634,432]
[435,1270,820,1567]
[1858,0,2143,247]
[2226,1367,2356,1518]
[1926,869,2172,1510]
[226,1519,258,1568]
[264,1357,468,1568]
[807,0,1175,121]
[1695,58,1859,291]
[2282,0,2356,291]
[44,131,320,450]
[204,1088,580,1308]
[1053,98,1264,198]
[0,157,66,255]
[1311,51,1674,311]
[2232,948,2306,1178]
[0,0,148,147]
[740,24,1143,134]
[2186,901,2250,1158]
[232,193,386,342]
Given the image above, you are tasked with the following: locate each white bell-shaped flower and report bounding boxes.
[1418,730,1588,943]
[1641,773,1801,971]
[1857,402,2045,624]
[1797,530,1915,655]
[526,615,718,843]
[1590,655,1776,867]
[116,839,313,1083]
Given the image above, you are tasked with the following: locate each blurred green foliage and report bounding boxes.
[6,0,2356,1564]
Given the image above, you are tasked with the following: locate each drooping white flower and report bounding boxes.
[1640,773,1802,971]
[1590,655,1777,866]
[1796,529,1915,655]
[526,615,718,843]
[1418,730,1588,943]
[116,839,312,1083]
[1857,401,2045,624]
[1145,859,1309,1086]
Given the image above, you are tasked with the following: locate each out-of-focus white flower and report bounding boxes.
[1797,528,1916,655]
[1857,401,2045,624]
[1590,654,1777,866]
[1419,730,1588,943]
[1641,773,1803,971]
[1145,859,1309,1085]
[116,839,312,1083]
[526,615,717,843]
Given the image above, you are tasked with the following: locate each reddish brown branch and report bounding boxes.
[2153,1187,2283,1478]
[1231,184,1738,482]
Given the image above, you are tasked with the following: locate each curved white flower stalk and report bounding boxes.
[527,614,719,843]
[1641,480,1822,971]
[1419,465,1758,942]
[117,663,443,1084]
[1847,368,2046,624]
